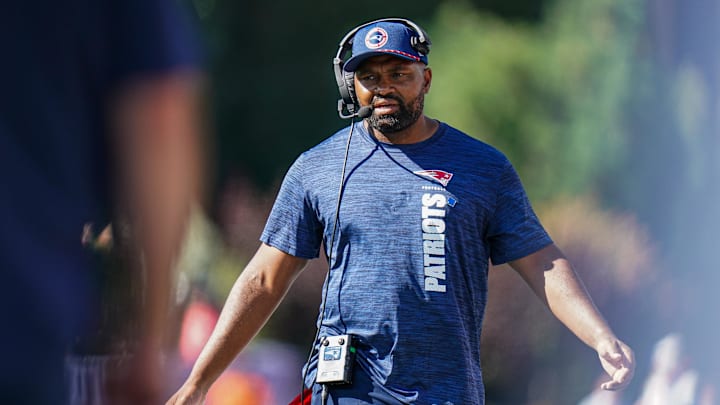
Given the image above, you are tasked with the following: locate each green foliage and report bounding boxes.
[425,0,644,202]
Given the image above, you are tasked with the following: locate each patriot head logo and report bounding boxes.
[414,170,454,187]
[364,27,388,49]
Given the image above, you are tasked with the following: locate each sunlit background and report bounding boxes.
[169,0,720,403]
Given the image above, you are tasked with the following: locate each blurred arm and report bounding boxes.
[111,71,206,401]
[167,243,308,404]
[509,243,635,390]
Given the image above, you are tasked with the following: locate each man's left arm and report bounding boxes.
[509,243,635,391]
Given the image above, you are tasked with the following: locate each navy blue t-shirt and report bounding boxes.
[0,0,201,401]
[262,121,552,404]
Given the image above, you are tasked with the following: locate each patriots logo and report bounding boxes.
[365,28,388,49]
[414,170,454,187]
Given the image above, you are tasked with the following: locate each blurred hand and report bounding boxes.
[596,338,635,391]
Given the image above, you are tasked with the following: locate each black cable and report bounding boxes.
[299,118,357,405]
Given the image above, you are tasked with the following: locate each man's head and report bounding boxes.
[341,20,432,134]
[333,19,431,125]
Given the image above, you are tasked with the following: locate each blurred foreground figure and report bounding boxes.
[167,18,633,405]
[634,333,716,405]
[0,0,204,403]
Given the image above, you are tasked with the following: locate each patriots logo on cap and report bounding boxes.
[414,170,454,187]
[365,27,388,49]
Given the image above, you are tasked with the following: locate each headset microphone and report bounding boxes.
[356,105,373,119]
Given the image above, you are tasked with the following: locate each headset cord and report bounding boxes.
[321,384,330,405]
[299,118,357,405]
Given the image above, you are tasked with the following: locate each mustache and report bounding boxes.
[371,94,404,105]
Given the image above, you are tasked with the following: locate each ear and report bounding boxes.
[423,67,432,93]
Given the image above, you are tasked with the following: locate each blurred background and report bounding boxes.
[168,0,720,403]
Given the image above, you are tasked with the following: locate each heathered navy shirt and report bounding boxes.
[262,121,552,404]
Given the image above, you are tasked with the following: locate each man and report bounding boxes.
[0,1,205,403]
[167,19,633,404]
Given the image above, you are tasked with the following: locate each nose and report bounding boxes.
[373,88,392,98]
[372,77,394,95]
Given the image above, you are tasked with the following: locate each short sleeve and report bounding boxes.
[260,154,324,259]
[487,161,552,264]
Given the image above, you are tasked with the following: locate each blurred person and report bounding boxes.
[0,0,205,404]
[634,333,715,405]
[167,18,633,405]
[67,218,163,404]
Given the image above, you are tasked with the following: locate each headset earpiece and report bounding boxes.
[412,36,431,57]
[333,55,357,119]
[343,71,356,107]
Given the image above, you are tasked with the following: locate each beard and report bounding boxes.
[367,91,425,133]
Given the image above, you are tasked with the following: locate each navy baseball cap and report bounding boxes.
[343,21,429,72]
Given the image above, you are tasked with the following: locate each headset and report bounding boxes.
[333,18,431,119]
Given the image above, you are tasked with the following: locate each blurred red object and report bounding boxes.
[206,371,274,405]
[288,388,312,405]
[178,298,219,365]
